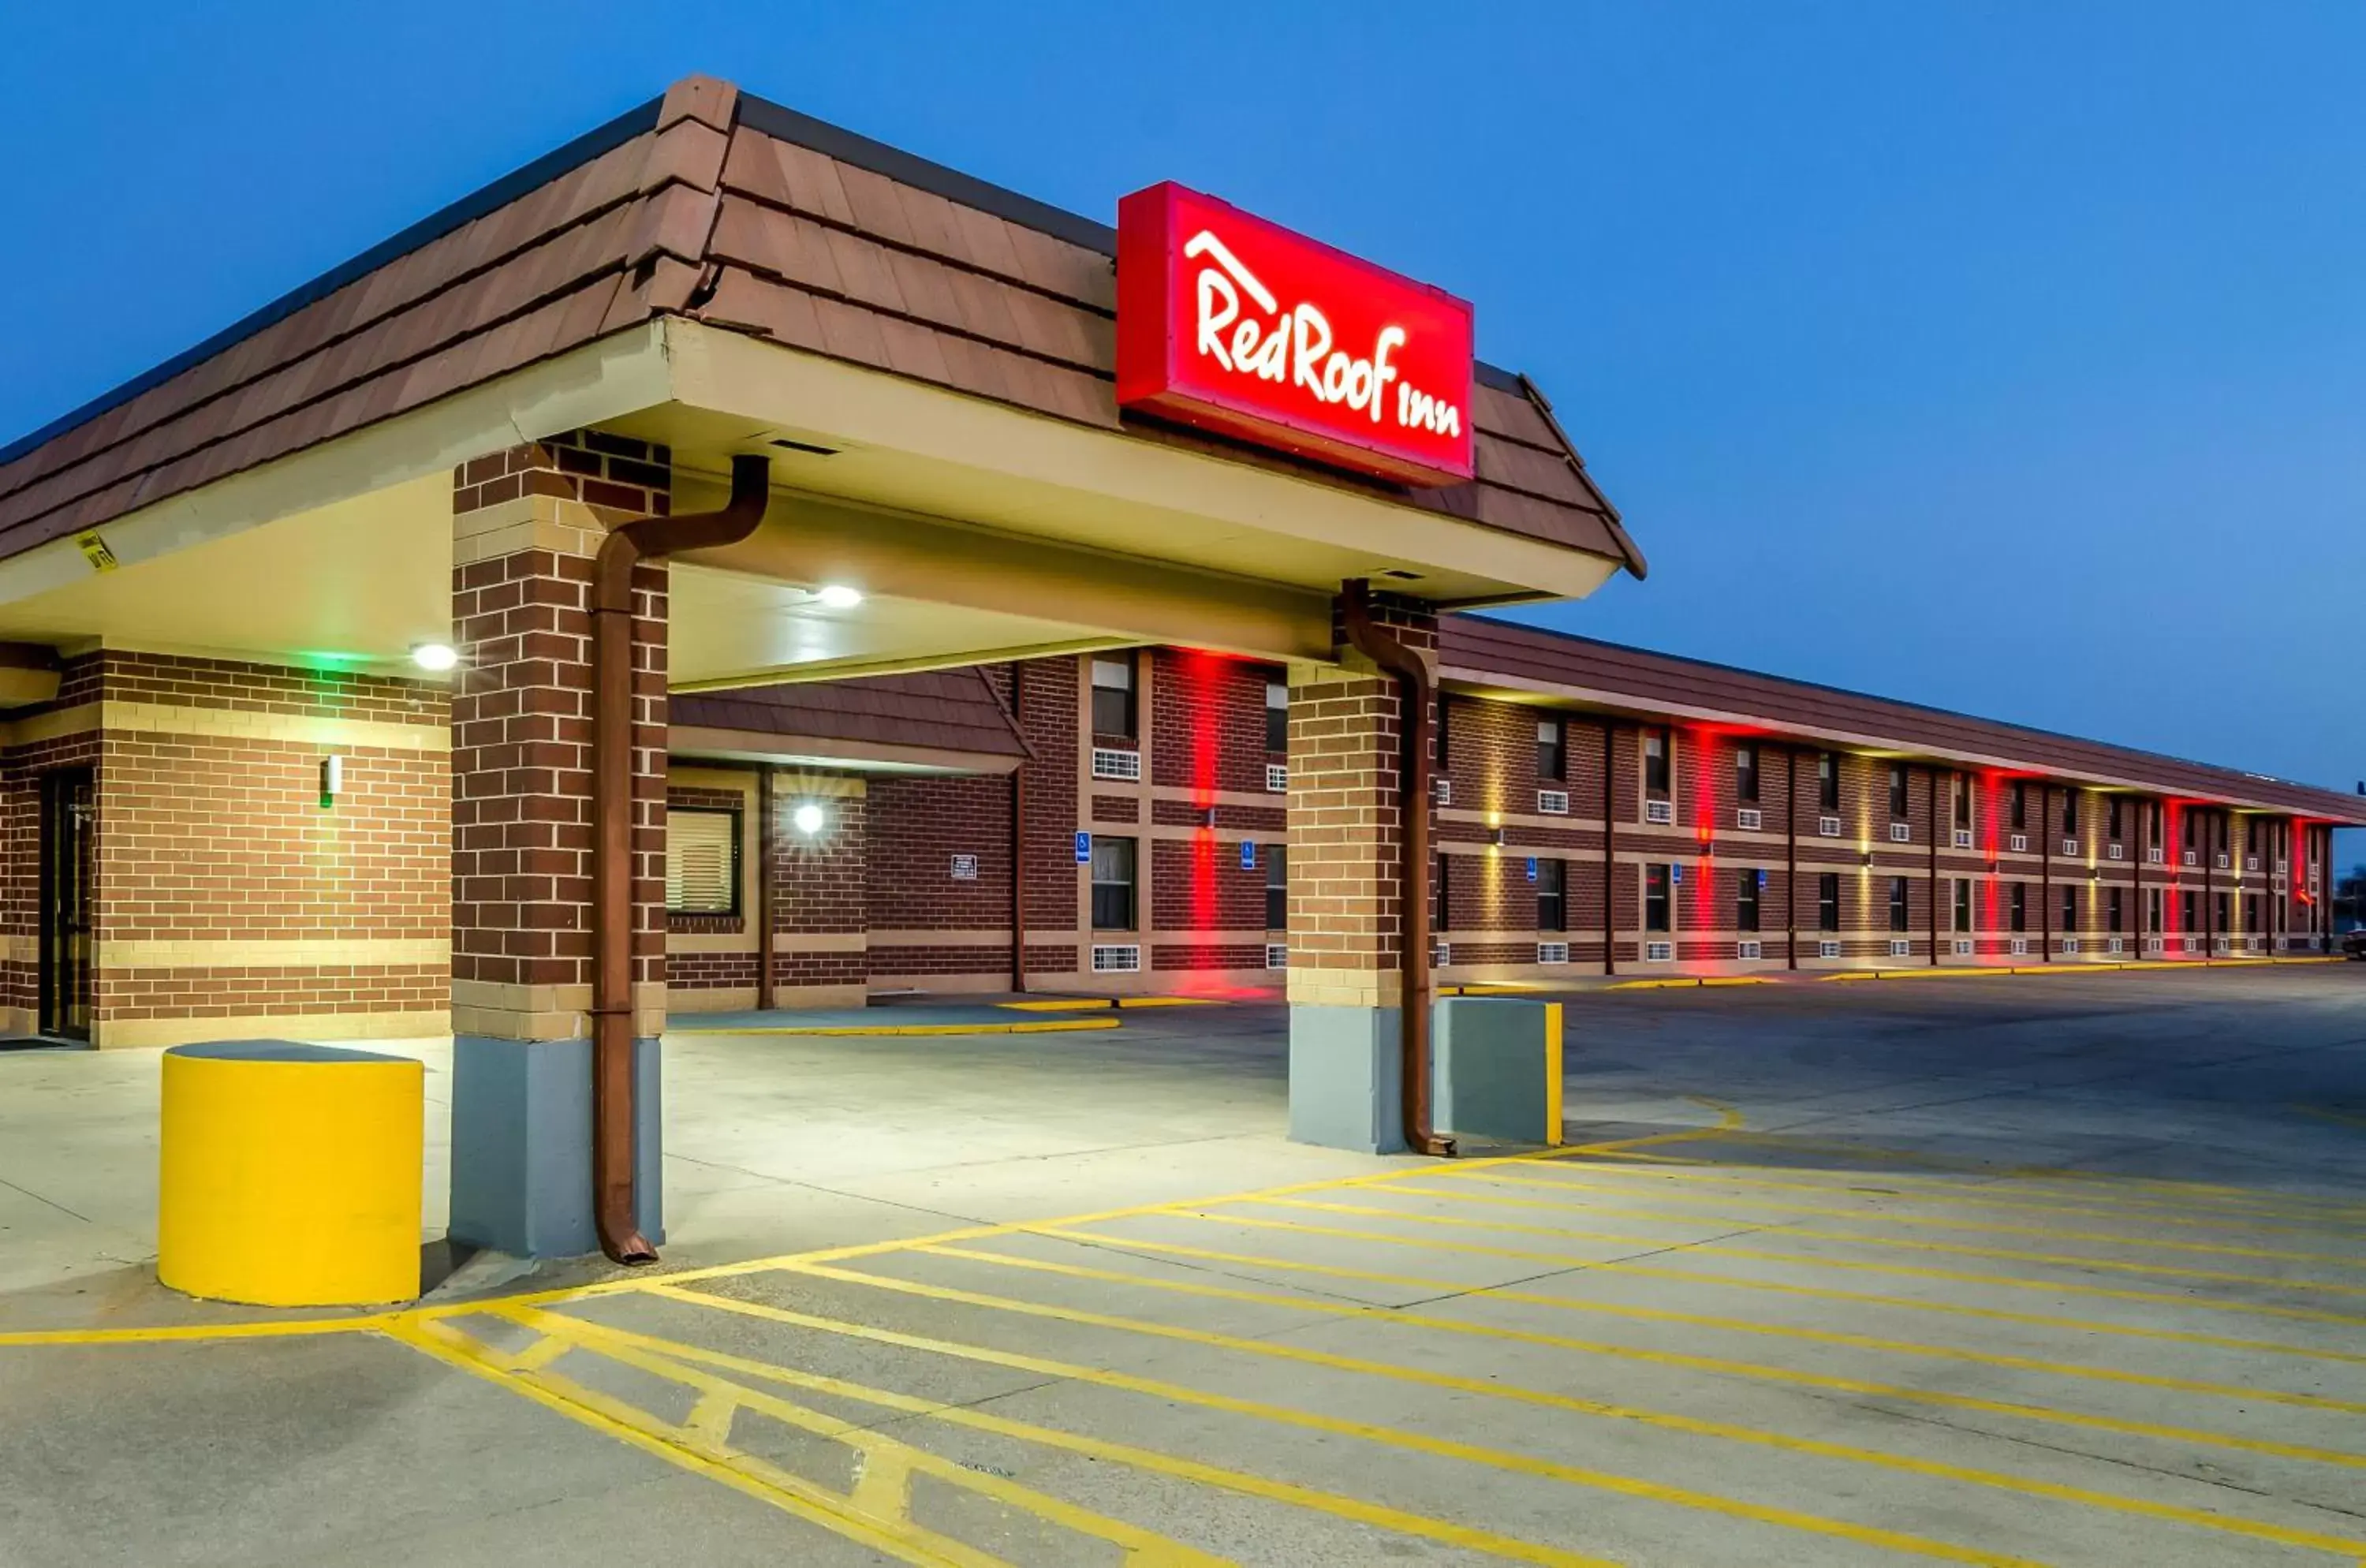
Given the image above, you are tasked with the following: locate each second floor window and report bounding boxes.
[1089,835,1137,930]
[2061,791,2078,836]
[2107,797,2124,841]
[2010,781,2027,831]
[1888,764,1909,821]
[1735,743,1759,803]
[1644,729,1670,795]
[1818,752,1840,811]
[1264,681,1288,752]
[1537,718,1565,782]
[1090,655,1136,739]
[1952,774,1971,830]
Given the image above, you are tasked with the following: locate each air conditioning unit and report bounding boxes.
[1092,944,1141,973]
[2245,854,2260,872]
[1816,939,1842,959]
[1266,763,1287,793]
[2214,935,2232,954]
[2062,937,2080,955]
[2147,847,2164,864]
[1538,790,1569,816]
[1890,822,1910,843]
[1736,807,1763,831]
[1736,939,1763,960]
[1432,943,1452,966]
[1432,777,1453,806]
[2275,857,2289,873]
[1818,816,1842,838]
[1264,943,1288,970]
[1537,942,1569,965]
[2181,849,2197,867]
[1090,748,1140,782]
[1888,939,1911,958]
[2062,838,2078,857]
[1953,828,1972,849]
[2107,937,2124,955]
[2246,935,2263,953]
[2144,935,2163,953]
[1644,940,1674,962]
[1953,938,1973,957]
[2107,843,2124,861]
[2010,938,2029,956]
[2215,853,2230,871]
[2009,833,2028,853]
[2181,935,2200,954]
[1645,799,1674,825]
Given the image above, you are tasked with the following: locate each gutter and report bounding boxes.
[590,453,772,1264]
[1338,580,1455,1159]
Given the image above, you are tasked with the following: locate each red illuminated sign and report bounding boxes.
[1115,182,1476,487]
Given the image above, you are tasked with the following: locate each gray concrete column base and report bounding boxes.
[448,1035,663,1258]
[1287,1004,1406,1154]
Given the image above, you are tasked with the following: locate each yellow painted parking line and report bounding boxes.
[1024,1227,2366,1415]
[0,1313,394,1349]
[1511,1159,2366,1238]
[757,1258,2366,1561]
[1253,1192,2366,1299]
[920,1241,2366,1469]
[997,998,1116,1010]
[1409,1174,2366,1267]
[668,1018,1121,1036]
[642,1281,2041,1566]
[540,1296,1626,1568]
[427,1309,1233,1566]
[1181,1209,2366,1332]
[387,1316,986,1566]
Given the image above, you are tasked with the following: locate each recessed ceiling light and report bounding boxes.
[815,584,863,609]
[410,643,459,672]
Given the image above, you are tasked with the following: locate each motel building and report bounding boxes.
[0,77,2355,1260]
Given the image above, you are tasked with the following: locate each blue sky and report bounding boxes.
[4,2,2358,856]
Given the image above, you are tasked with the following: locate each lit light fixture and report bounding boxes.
[815,584,863,609]
[793,803,827,835]
[1491,827,1506,848]
[410,642,459,672]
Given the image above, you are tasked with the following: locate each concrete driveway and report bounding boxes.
[5,967,2365,1565]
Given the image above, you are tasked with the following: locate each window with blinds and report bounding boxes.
[666,807,739,915]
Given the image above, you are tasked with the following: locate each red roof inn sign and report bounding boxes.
[1115,181,1476,487]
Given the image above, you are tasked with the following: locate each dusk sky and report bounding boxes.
[6,2,2358,858]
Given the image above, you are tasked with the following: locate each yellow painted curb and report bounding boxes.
[998,995,1220,1012]
[672,1018,1121,1037]
[1609,976,1774,991]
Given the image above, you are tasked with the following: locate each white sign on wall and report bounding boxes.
[950,854,979,882]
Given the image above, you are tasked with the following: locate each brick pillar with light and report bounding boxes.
[446,432,670,1257]
[1282,593,1435,1153]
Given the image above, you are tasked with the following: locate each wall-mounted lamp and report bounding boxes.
[410,642,458,672]
[793,803,827,835]
[1860,850,1875,868]
[319,755,345,805]
[1491,826,1506,848]
[1200,805,1218,830]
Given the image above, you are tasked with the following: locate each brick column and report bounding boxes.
[1282,595,1434,1152]
[446,431,670,1257]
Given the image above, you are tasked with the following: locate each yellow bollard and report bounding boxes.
[158,1042,424,1306]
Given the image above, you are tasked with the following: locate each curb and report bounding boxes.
[670,1017,1123,1037]
[998,996,1222,1012]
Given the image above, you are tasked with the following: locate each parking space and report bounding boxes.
[6,965,2366,1564]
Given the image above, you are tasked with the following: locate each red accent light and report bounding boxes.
[1115,182,1476,487]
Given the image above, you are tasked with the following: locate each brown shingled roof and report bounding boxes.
[0,77,1636,579]
[670,666,1027,763]
[1442,615,2364,822]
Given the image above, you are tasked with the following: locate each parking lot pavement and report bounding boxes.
[6,965,2365,1565]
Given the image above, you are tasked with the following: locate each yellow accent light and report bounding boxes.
[158,1042,422,1307]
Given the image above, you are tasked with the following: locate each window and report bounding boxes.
[2214,892,2228,934]
[1888,875,1910,933]
[1264,680,1288,752]
[2245,893,2260,932]
[2181,890,2196,932]
[1537,858,1566,932]
[1644,863,1671,931]
[1952,775,1971,830]
[1817,872,1840,932]
[1735,744,1760,803]
[2107,797,2123,842]
[2010,782,2027,831]
[2107,887,2124,933]
[1736,868,1760,932]
[1953,877,1972,933]
[1264,843,1287,931]
[2061,792,2078,836]
[1888,764,1909,821]
[1644,729,1670,795]
[2245,818,2260,856]
[2010,882,2027,933]
[1536,718,1566,782]
[1435,699,1451,769]
[2148,887,2163,933]
[2182,812,2196,850]
[1818,752,1840,811]
[2147,801,2163,849]
[2061,883,2078,933]
[1090,655,1136,738]
[1435,852,1450,932]
[1089,835,1136,930]
[666,807,739,915]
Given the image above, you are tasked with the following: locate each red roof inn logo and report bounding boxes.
[1115,181,1476,487]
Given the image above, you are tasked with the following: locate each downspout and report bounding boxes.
[591,453,771,1265]
[1785,747,1799,970]
[2040,784,2053,961]
[1600,721,1618,977]
[1010,763,1028,993]
[1338,580,1454,1159]
[1927,767,1939,965]
[756,767,776,1013]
